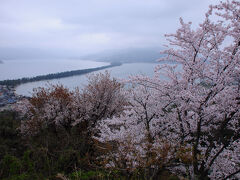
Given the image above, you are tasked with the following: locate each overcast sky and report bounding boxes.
[0,0,219,58]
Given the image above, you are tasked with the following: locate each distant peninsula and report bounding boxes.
[0,62,122,87]
[82,47,164,63]
[0,60,3,64]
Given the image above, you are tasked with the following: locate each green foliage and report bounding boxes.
[69,170,123,180]
[21,151,34,174]
[69,170,99,180]
[0,153,44,180]
[0,102,180,179]
[0,110,25,159]
[2,173,40,180]
[57,149,81,174]
[1,155,21,177]
[0,111,44,179]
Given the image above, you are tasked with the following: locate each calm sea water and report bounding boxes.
[15,63,161,96]
[0,59,109,80]
[12,61,181,96]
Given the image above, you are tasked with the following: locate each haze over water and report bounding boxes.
[0,59,109,81]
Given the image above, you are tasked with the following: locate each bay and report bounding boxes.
[15,63,158,96]
[0,59,109,80]
[15,62,182,96]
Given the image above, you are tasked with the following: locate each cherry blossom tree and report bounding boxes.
[18,71,127,170]
[97,1,240,179]
[19,71,126,136]
[19,84,77,136]
[16,1,240,178]
[73,71,127,135]
[96,85,175,178]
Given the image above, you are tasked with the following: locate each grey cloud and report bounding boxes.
[0,0,220,59]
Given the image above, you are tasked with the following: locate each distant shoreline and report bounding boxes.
[0,62,122,87]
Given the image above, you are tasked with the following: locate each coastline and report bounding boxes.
[0,62,122,87]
